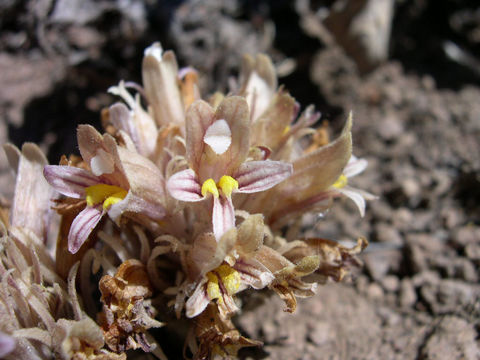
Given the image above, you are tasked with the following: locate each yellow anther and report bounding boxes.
[332,174,348,189]
[217,176,238,197]
[282,125,291,136]
[201,178,219,198]
[206,264,241,303]
[216,264,241,295]
[206,272,221,301]
[102,190,128,210]
[85,184,127,209]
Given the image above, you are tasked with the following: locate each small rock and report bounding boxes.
[375,223,403,246]
[452,225,480,247]
[399,278,417,307]
[364,252,392,280]
[381,275,399,292]
[406,243,427,273]
[421,316,479,360]
[307,322,333,346]
[367,283,384,300]
[401,177,421,198]
[465,243,480,260]
[453,258,478,283]
[378,116,403,140]
[437,280,477,309]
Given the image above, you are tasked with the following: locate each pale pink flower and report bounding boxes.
[184,215,275,318]
[44,125,166,253]
[167,96,292,240]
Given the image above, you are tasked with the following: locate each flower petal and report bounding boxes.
[337,185,377,217]
[234,257,274,290]
[142,42,184,127]
[185,279,210,318]
[90,149,115,176]
[239,54,277,122]
[185,100,216,173]
[235,160,292,193]
[337,186,367,217]
[167,169,203,202]
[212,195,235,241]
[44,165,99,198]
[68,205,103,254]
[203,119,232,155]
[189,230,237,277]
[214,97,250,175]
[344,155,368,178]
[8,144,55,240]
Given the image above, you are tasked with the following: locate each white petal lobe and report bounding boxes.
[203,119,232,155]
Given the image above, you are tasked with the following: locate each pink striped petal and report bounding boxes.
[235,160,292,193]
[234,257,274,290]
[167,169,203,202]
[212,195,235,241]
[68,205,103,254]
[44,165,100,198]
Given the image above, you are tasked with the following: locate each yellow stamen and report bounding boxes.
[206,264,241,303]
[332,174,348,189]
[85,184,128,209]
[201,178,219,198]
[206,272,221,301]
[282,125,291,136]
[217,176,238,197]
[216,264,241,295]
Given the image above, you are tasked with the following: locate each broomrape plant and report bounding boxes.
[0,42,374,359]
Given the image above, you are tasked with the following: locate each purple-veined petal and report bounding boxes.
[234,257,274,290]
[108,190,166,223]
[344,156,368,178]
[235,160,292,193]
[212,195,235,241]
[167,169,203,202]
[43,165,100,198]
[68,205,103,254]
[185,279,210,318]
[0,331,15,357]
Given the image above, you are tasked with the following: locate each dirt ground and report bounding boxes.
[1,1,479,359]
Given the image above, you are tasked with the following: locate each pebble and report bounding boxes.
[421,316,479,360]
[399,278,417,307]
[307,322,333,346]
[374,222,403,246]
[367,283,384,300]
[381,275,399,292]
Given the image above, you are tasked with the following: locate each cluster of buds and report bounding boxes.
[1,43,374,359]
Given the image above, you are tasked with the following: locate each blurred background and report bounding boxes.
[1,0,479,358]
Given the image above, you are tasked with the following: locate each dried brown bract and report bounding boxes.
[99,259,163,353]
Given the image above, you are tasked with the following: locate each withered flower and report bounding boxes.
[99,259,163,353]
[190,304,261,360]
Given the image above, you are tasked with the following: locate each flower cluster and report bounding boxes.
[1,43,374,359]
